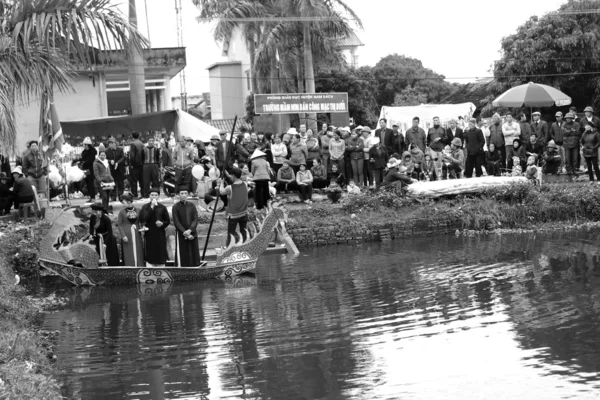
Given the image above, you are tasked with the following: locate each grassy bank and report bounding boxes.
[0,221,62,400]
[286,182,600,232]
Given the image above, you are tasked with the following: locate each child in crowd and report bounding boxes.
[525,155,538,182]
[420,153,437,181]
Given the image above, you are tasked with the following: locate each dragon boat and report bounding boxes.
[39,202,287,286]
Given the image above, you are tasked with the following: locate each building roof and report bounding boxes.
[206,61,242,70]
[336,31,364,48]
[441,78,495,106]
[205,119,253,132]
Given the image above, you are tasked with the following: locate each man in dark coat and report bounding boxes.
[463,118,485,178]
[0,143,12,186]
[172,187,201,266]
[530,111,550,145]
[128,131,145,198]
[141,137,161,198]
[0,172,14,215]
[375,118,395,155]
[391,123,405,155]
[139,188,171,266]
[106,137,126,202]
[405,117,427,152]
[215,130,236,171]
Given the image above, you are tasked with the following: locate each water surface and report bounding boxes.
[42,229,600,399]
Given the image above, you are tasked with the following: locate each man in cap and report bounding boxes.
[106,137,126,202]
[442,138,465,179]
[173,135,196,194]
[550,112,565,171]
[391,123,405,155]
[375,118,395,155]
[463,118,485,178]
[172,186,201,267]
[215,130,236,172]
[128,131,145,198]
[530,111,549,145]
[141,137,161,198]
[579,106,600,160]
[139,188,171,266]
[563,112,581,174]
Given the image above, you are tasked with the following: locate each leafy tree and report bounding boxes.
[392,85,427,106]
[492,0,600,111]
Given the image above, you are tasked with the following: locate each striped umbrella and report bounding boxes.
[492,82,572,108]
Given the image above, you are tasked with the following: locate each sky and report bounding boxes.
[116,0,567,96]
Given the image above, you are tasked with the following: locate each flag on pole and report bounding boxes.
[39,91,64,157]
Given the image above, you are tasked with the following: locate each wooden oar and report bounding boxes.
[131,224,138,267]
[201,115,237,261]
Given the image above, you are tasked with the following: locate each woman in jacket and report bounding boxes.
[510,139,528,173]
[275,160,296,193]
[327,162,346,188]
[311,159,328,189]
[563,112,582,175]
[116,193,144,266]
[346,130,365,185]
[78,137,97,201]
[250,149,271,209]
[581,121,600,181]
[289,134,308,173]
[296,164,314,204]
[485,143,502,176]
[368,137,388,189]
[90,202,120,266]
[93,145,115,212]
[329,131,346,177]
[270,134,288,177]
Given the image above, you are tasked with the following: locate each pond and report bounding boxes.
[42,229,600,399]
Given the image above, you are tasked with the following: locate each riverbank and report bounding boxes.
[285,182,600,246]
[0,221,62,399]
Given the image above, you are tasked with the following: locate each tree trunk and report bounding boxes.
[128,0,146,115]
[270,55,282,134]
[303,22,317,131]
[249,39,258,94]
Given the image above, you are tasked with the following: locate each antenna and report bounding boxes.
[175,0,187,110]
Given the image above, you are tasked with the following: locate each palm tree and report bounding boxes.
[0,0,147,151]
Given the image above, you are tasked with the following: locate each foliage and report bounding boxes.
[392,85,428,107]
[490,0,600,113]
[245,93,256,125]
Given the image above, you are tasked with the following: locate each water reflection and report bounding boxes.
[43,229,600,399]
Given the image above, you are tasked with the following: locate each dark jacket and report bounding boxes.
[79,146,97,172]
[486,149,502,164]
[579,115,600,133]
[550,122,564,145]
[393,131,405,155]
[369,146,388,169]
[405,127,427,152]
[105,146,126,174]
[129,139,144,167]
[525,141,545,159]
[464,127,485,155]
[563,121,582,149]
[381,167,412,188]
[445,128,463,147]
[519,121,533,143]
[375,128,395,154]
[12,176,34,197]
[530,120,550,144]
[215,140,235,169]
[345,137,364,160]
[581,130,600,158]
[427,126,447,152]
[487,123,504,148]
[22,151,46,179]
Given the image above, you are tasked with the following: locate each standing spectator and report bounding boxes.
[446,119,464,149]
[296,164,313,204]
[463,118,485,178]
[369,137,388,189]
[106,137,125,202]
[375,118,395,155]
[22,141,48,197]
[311,159,328,189]
[250,149,271,210]
[563,112,581,175]
[142,137,161,198]
[579,106,600,161]
[76,137,97,200]
[502,113,521,170]
[530,111,550,145]
[346,129,365,185]
[271,134,288,176]
[319,129,332,174]
[128,131,144,198]
[289,134,308,173]
[215,130,236,171]
[486,114,505,171]
[329,130,346,174]
[205,135,219,166]
[392,123,405,155]
[172,188,200,267]
[442,138,465,179]
[305,129,320,164]
[406,117,426,152]
[93,145,114,212]
[581,121,600,181]
[319,123,328,137]
[518,113,533,144]
[361,127,374,187]
[173,135,195,194]
[550,112,565,171]
[427,116,446,176]
[237,136,252,166]
[485,143,502,176]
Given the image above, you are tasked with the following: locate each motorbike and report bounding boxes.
[162,166,178,197]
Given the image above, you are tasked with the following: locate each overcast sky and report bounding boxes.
[117,0,567,96]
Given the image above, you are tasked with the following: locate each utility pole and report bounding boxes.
[128,0,146,115]
[175,0,187,111]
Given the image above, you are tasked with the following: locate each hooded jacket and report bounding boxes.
[563,121,582,149]
[400,151,414,175]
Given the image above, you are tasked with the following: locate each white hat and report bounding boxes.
[340,126,350,132]
[250,149,267,160]
[287,127,298,135]
[386,158,400,169]
[355,125,364,131]
[11,166,23,175]
[83,137,92,145]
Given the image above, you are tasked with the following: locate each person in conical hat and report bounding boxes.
[250,148,271,209]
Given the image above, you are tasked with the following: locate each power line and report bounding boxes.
[196,16,349,22]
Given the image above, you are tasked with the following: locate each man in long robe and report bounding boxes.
[172,187,201,266]
[139,188,171,266]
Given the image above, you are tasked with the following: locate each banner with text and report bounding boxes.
[254,93,348,114]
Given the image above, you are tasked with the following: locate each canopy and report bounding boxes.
[492,82,571,108]
[379,103,476,131]
[61,110,219,142]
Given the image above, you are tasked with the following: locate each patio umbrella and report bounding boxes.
[492,82,572,108]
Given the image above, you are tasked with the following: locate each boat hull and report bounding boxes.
[39,260,256,286]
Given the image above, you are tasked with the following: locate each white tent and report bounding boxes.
[379,103,477,132]
[175,109,220,142]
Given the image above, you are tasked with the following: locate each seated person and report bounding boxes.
[409,144,424,178]
[347,180,361,195]
[327,163,346,188]
[310,159,328,189]
[380,158,415,195]
[275,160,297,192]
[400,151,417,179]
[509,138,527,171]
[0,172,14,215]
[485,143,502,177]
[541,140,561,175]
[525,134,544,164]
[420,153,437,181]
[11,166,35,210]
[296,164,314,204]
[441,138,465,179]
[525,156,538,181]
